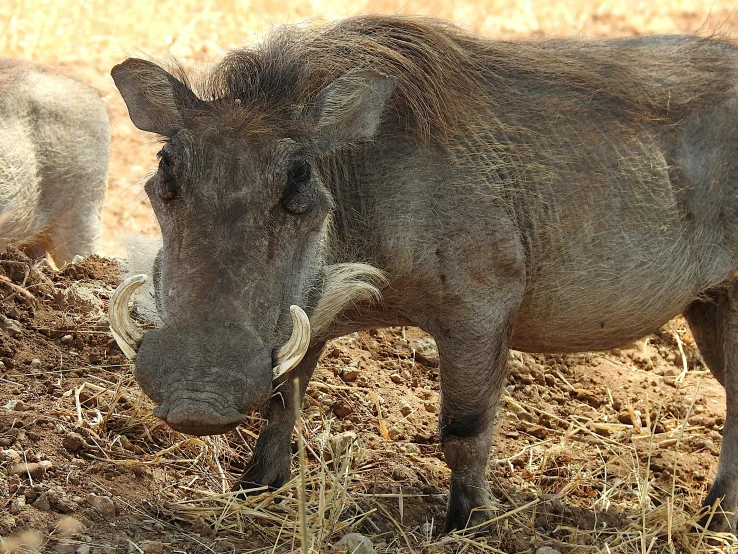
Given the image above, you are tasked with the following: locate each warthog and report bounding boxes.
[0,60,109,266]
[110,15,738,531]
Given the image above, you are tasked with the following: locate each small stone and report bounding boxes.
[141,541,164,554]
[424,401,438,414]
[400,403,412,417]
[333,532,376,554]
[341,368,360,382]
[9,460,53,480]
[325,347,341,359]
[1,448,22,464]
[61,334,74,344]
[30,358,42,367]
[326,431,360,461]
[12,400,27,411]
[592,424,613,437]
[190,519,213,536]
[536,548,563,554]
[10,496,26,514]
[33,493,52,511]
[332,400,353,419]
[525,424,548,439]
[86,494,116,518]
[387,426,401,440]
[0,314,23,337]
[63,433,87,453]
[8,474,21,494]
[420,521,434,535]
[76,545,91,554]
[413,337,439,367]
[520,373,534,385]
[390,373,403,384]
[49,493,76,514]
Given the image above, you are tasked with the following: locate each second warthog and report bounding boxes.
[0,60,110,266]
[110,16,738,531]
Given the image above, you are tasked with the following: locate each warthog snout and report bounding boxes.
[109,276,312,436]
[133,324,273,436]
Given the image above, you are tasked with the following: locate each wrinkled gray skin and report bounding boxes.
[0,59,109,266]
[113,23,738,532]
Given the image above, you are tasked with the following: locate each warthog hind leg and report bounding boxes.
[684,286,738,531]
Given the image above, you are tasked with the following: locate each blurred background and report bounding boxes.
[1,0,736,257]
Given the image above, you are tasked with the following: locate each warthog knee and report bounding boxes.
[442,434,490,473]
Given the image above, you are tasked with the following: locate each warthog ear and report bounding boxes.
[112,58,203,137]
[312,68,398,152]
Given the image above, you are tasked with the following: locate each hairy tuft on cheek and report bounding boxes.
[309,262,387,337]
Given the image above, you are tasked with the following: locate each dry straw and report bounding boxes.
[62,357,738,553]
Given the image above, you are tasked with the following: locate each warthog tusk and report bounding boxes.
[109,274,147,360]
[273,305,311,379]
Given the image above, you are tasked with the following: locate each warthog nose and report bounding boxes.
[154,402,245,436]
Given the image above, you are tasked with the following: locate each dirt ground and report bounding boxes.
[0,250,732,554]
[3,1,738,553]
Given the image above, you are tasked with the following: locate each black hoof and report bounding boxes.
[444,478,493,533]
[698,479,737,533]
[231,456,291,499]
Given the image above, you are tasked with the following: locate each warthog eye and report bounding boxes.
[281,160,313,215]
[157,149,177,201]
[290,160,311,184]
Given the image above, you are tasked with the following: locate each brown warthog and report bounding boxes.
[110,16,738,531]
[0,60,110,266]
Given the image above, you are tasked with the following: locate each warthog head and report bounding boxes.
[110,58,395,436]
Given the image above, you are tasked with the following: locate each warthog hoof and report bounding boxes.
[444,474,494,533]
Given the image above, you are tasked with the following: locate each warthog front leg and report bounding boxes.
[235,343,325,493]
[426,302,519,532]
[684,286,738,531]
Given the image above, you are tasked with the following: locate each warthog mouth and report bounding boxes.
[152,391,247,435]
[108,274,311,380]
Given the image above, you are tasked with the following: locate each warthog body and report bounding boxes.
[0,60,109,266]
[112,16,738,531]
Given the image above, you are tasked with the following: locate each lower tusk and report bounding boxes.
[109,274,147,360]
[273,305,310,379]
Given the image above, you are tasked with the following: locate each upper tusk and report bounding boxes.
[109,274,147,360]
[273,305,311,379]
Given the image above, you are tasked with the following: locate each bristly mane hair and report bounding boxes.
[175,15,738,144]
